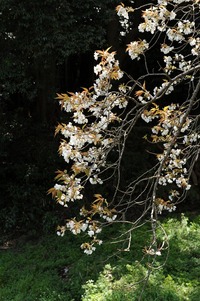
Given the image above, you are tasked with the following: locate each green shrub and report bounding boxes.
[82,215,200,301]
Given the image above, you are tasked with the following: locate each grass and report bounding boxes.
[0,214,199,301]
[0,233,101,301]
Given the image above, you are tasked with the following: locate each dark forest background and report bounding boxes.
[0,0,199,236]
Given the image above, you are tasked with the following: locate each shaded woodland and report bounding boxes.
[0,0,199,235]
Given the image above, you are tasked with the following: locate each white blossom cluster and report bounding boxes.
[57,219,103,254]
[157,147,191,191]
[143,103,193,191]
[116,3,134,36]
[155,189,180,214]
[138,5,176,34]
[64,219,102,238]
[54,178,83,207]
[126,40,149,60]
[81,239,103,255]
[141,101,197,216]
[53,49,127,253]
[56,194,117,253]
[153,80,175,96]
[123,0,199,79]
[93,49,124,96]
[157,202,176,214]
[163,54,193,74]
[54,50,127,212]
[183,132,200,144]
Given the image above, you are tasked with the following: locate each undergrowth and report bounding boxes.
[0,214,199,301]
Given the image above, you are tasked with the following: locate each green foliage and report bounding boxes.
[82,263,197,301]
[0,226,125,301]
[82,215,200,301]
[0,235,79,301]
[158,215,200,283]
[0,215,199,301]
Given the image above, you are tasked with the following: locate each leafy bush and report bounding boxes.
[82,215,200,301]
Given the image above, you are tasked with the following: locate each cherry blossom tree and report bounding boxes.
[49,0,200,257]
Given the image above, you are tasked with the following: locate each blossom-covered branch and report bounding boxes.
[50,0,200,255]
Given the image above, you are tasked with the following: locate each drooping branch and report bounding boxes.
[51,0,200,256]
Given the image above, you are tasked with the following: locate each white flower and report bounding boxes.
[66,220,75,229]
[112,215,117,221]
[95,227,102,234]
[191,46,199,56]
[54,184,66,191]
[117,6,129,20]
[81,223,88,232]
[120,31,126,36]
[88,230,95,237]
[73,111,88,124]
[94,51,99,60]
[138,21,157,34]
[84,249,93,255]
[84,246,96,255]
[158,177,167,186]
[169,11,176,20]
[177,21,194,35]
[89,175,103,185]
[127,40,149,60]
[94,64,102,75]
[162,129,169,136]
[141,114,153,123]
[186,184,191,190]
[161,44,174,54]
[166,28,184,42]
[155,250,162,256]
